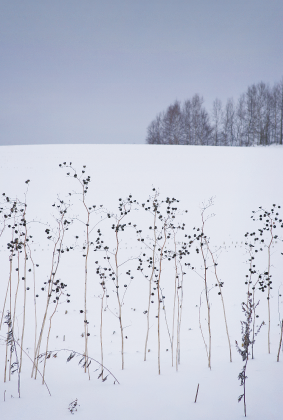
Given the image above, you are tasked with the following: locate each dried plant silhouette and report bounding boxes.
[250,205,283,353]
[37,349,120,384]
[60,162,92,375]
[236,293,264,417]
[59,162,106,376]
[68,398,79,415]
[101,195,138,370]
[32,198,70,382]
[4,312,20,398]
[200,200,232,363]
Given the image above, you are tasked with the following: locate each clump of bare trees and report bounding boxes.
[146,78,283,147]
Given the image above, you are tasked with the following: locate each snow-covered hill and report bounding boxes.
[0,144,283,420]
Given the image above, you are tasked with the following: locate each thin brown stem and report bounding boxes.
[83,198,90,377]
[144,205,157,361]
[115,226,124,370]
[206,241,232,362]
[267,229,272,354]
[100,287,106,380]
[157,222,167,375]
[199,293,209,364]
[42,295,60,384]
[20,208,28,372]
[27,244,38,378]
[200,238,211,369]
[171,231,178,367]
[176,262,184,369]
[277,321,283,362]
[33,210,66,379]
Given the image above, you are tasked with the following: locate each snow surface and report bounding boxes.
[0,144,283,419]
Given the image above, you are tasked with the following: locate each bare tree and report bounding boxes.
[222,98,235,146]
[145,77,283,146]
[182,99,193,145]
[279,78,283,145]
[162,101,183,145]
[146,113,164,145]
[235,94,246,147]
[211,99,223,146]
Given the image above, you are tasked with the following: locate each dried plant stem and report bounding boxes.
[144,206,157,361]
[206,242,232,362]
[1,246,14,334]
[12,251,21,329]
[200,211,211,369]
[6,231,14,382]
[83,202,90,377]
[144,258,154,361]
[9,250,21,378]
[32,215,65,379]
[1,219,15,331]
[40,348,120,384]
[263,210,274,354]
[0,218,5,238]
[19,344,51,396]
[4,327,9,383]
[200,252,211,368]
[176,263,184,369]
[176,300,181,369]
[0,333,51,396]
[251,277,260,359]
[277,321,283,362]
[0,221,9,330]
[235,296,257,418]
[100,287,105,380]
[27,244,38,378]
[42,295,60,384]
[171,233,178,367]
[4,313,20,398]
[199,293,209,364]
[61,163,91,376]
[159,285,172,351]
[20,221,28,372]
[205,289,211,369]
[194,383,200,403]
[243,360,248,417]
[267,232,272,354]
[115,226,124,370]
[0,280,10,331]
[62,164,93,376]
[157,223,167,375]
[112,202,133,371]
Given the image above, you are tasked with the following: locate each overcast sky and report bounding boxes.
[1,0,283,145]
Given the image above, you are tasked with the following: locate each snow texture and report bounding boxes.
[0,144,283,419]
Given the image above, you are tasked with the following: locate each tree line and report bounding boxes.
[146,78,283,146]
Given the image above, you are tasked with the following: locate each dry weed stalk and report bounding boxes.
[236,293,264,417]
[4,312,20,398]
[277,321,283,362]
[60,162,106,376]
[95,264,107,380]
[94,194,137,370]
[143,190,159,361]
[108,196,134,370]
[250,205,283,354]
[205,242,232,362]
[199,215,212,370]
[26,243,38,376]
[32,200,69,380]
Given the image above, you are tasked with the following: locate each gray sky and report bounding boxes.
[1,0,283,145]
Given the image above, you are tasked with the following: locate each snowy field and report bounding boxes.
[0,144,283,419]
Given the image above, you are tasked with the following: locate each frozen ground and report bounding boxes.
[0,144,283,419]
